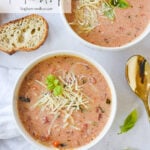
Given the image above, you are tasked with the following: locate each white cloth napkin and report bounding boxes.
[0,67,21,139]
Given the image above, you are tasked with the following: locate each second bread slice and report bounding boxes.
[0,14,48,54]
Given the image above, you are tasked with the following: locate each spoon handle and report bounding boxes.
[148,92,150,121]
[143,100,150,121]
[143,97,150,121]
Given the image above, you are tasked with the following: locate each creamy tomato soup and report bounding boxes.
[65,0,150,47]
[18,55,111,149]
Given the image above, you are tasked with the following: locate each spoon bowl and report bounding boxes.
[125,55,150,119]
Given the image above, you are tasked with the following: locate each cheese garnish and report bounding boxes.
[32,72,90,134]
[70,0,102,33]
[70,0,115,33]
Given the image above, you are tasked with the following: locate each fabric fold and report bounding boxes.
[0,67,21,139]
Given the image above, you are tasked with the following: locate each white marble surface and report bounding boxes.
[0,13,150,150]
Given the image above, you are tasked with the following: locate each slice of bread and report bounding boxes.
[0,14,48,54]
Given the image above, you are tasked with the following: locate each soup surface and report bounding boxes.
[65,0,150,47]
[18,55,111,149]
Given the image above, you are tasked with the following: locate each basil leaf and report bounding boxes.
[54,79,59,86]
[104,9,115,20]
[53,85,63,96]
[109,0,119,6]
[117,0,130,8]
[46,75,55,82]
[110,0,130,8]
[119,109,138,134]
[47,83,55,90]
[45,74,63,96]
[102,2,115,20]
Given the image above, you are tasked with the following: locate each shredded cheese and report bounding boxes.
[70,0,102,33]
[70,0,115,33]
[32,72,90,135]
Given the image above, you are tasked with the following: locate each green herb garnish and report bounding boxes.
[118,109,138,134]
[45,74,63,96]
[109,0,130,9]
[53,85,63,96]
[102,0,130,21]
[102,2,115,20]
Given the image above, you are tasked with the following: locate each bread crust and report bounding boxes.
[0,14,48,55]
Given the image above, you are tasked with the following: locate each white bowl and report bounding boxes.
[60,1,150,51]
[13,51,117,150]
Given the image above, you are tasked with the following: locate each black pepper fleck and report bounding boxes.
[59,143,66,147]
[106,98,111,104]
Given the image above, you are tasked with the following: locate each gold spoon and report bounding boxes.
[125,55,150,119]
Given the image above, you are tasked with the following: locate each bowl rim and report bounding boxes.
[59,1,150,51]
[12,50,117,150]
